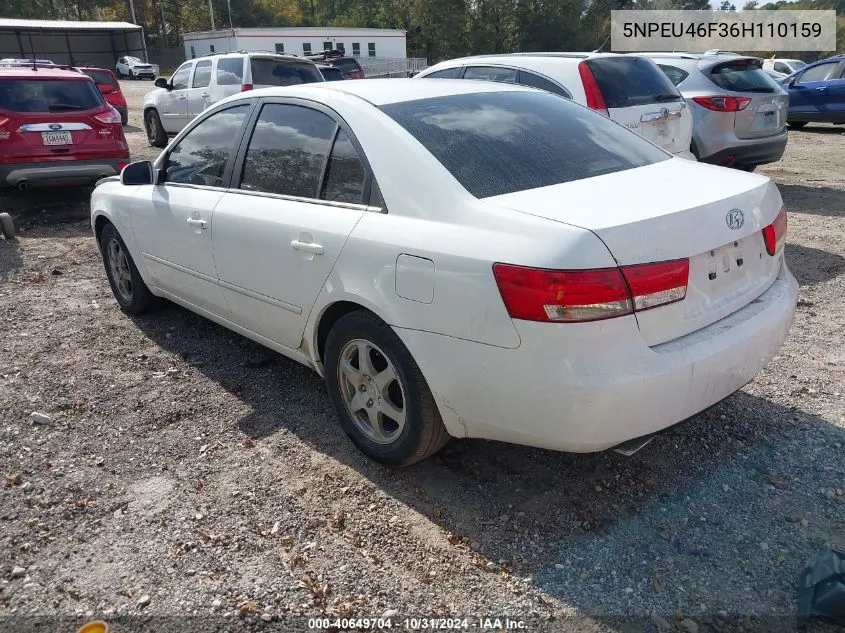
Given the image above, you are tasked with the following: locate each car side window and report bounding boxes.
[657,64,689,87]
[216,57,245,85]
[463,66,517,83]
[517,70,571,98]
[192,60,212,88]
[425,67,462,79]
[163,105,250,187]
[239,103,336,199]
[773,62,789,74]
[320,130,366,204]
[797,62,838,84]
[171,63,193,90]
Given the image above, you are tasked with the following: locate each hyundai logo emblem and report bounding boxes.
[726,209,744,230]
[48,123,62,131]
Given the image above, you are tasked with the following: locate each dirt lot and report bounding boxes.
[0,81,843,633]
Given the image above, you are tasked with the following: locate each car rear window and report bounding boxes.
[586,57,682,108]
[81,70,115,86]
[329,58,362,74]
[320,67,345,81]
[250,59,323,85]
[216,57,244,85]
[707,59,779,93]
[0,78,104,113]
[381,91,669,199]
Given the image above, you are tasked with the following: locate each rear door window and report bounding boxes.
[463,66,517,83]
[0,79,104,112]
[517,70,570,98]
[656,64,689,87]
[192,60,212,88]
[708,59,779,93]
[586,57,682,107]
[773,62,790,74]
[239,103,337,198]
[381,91,668,199]
[250,59,323,86]
[216,57,245,85]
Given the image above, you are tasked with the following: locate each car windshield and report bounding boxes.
[0,78,104,112]
[250,59,323,85]
[708,59,780,93]
[382,91,669,199]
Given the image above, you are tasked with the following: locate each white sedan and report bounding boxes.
[90,79,798,465]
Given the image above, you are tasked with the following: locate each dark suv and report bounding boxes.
[307,50,365,79]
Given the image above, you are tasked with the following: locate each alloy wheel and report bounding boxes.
[337,339,406,445]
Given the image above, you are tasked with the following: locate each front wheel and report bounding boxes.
[0,212,15,239]
[324,311,450,466]
[128,70,135,80]
[144,109,167,148]
[99,223,157,314]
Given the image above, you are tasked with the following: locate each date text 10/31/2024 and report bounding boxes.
[308,617,529,630]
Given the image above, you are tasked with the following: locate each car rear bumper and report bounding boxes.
[0,159,126,189]
[396,260,798,453]
[699,131,788,167]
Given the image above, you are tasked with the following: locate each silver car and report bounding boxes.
[637,53,789,171]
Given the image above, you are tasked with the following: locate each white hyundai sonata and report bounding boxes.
[91,78,798,466]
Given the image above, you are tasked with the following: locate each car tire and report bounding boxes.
[0,212,15,240]
[144,109,167,148]
[325,310,450,466]
[99,223,157,315]
[128,70,135,80]
[737,165,756,172]
[788,121,807,129]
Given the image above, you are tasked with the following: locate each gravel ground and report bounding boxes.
[0,80,843,633]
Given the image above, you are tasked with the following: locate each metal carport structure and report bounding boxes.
[0,18,149,69]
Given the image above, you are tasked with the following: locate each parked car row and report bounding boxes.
[91,78,798,465]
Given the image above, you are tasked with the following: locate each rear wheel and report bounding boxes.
[99,223,157,314]
[788,121,807,129]
[0,212,15,239]
[144,109,167,148]
[325,311,450,466]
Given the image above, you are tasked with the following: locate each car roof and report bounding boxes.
[235,77,536,106]
[0,67,90,79]
[430,52,625,67]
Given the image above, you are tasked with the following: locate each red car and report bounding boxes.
[0,66,129,191]
[78,66,128,125]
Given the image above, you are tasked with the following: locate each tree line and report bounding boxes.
[2,0,842,62]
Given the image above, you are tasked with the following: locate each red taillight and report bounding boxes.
[93,106,122,124]
[620,260,689,312]
[762,208,787,256]
[577,61,608,116]
[493,259,689,323]
[241,84,253,92]
[691,96,752,112]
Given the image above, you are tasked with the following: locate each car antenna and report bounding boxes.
[592,32,611,53]
[27,32,37,71]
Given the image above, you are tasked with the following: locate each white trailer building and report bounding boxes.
[182,27,406,61]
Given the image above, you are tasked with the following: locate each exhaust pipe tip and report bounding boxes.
[16,180,29,192]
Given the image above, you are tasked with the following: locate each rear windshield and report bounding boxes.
[0,78,104,113]
[382,91,669,199]
[81,69,115,86]
[329,58,362,74]
[708,59,780,93]
[320,67,345,81]
[586,57,682,108]
[250,59,323,85]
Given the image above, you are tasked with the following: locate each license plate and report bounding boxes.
[41,131,72,146]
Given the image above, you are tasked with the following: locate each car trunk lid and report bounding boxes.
[485,159,784,346]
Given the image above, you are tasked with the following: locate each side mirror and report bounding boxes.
[154,77,170,90]
[121,161,154,186]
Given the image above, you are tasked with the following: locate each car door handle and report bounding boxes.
[186,218,207,229]
[290,240,324,255]
[177,94,187,100]
[815,86,827,91]
[201,92,209,98]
